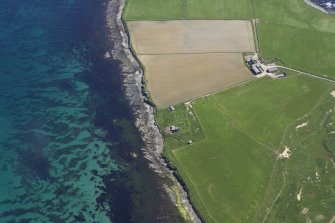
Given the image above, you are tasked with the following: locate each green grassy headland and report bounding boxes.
[124,1,335,222]
[124,0,335,78]
[123,0,184,20]
[156,75,335,222]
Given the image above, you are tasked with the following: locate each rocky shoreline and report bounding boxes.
[105,0,201,222]
[304,0,328,13]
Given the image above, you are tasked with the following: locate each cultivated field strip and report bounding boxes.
[128,20,255,54]
[128,20,256,107]
[141,53,252,107]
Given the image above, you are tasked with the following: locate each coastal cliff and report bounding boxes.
[105,0,201,222]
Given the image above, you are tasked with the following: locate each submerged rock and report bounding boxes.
[105,0,202,222]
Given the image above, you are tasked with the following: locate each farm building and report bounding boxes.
[251,66,260,74]
[251,64,263,75]
[276,73,287,78]
[256,64,263,72]
[267,67,278,73]
[170,125,180,133]
[246,59,256,66]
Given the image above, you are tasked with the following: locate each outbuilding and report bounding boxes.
[247,59,256,66]
[170,125,180,133]
[256,64,264,72]
[276,73,287,78]
[251,64,261,75]
[267,67,278,73]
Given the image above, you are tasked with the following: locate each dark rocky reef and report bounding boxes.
[104,0,202,222]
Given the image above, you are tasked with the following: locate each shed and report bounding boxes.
[276,73,287,78]
[251,65,261,74]
[170,125,180,133]
[247,59,255,66]
[256,64,264,72]
[267,67,278,73]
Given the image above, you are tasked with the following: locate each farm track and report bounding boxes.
[257,90,332,222]
[276,66,335,83]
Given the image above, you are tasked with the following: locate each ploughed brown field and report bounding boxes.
[127,20,255,54]
[141,53,252,107]
[127,20,256,107]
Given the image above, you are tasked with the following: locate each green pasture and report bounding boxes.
[155,103,205,163]
[212,75,331,149]
[124,0,335,77]
[253,0,335,77]
[124,0,252,20]
[156,75,334,222]
[257,24,335,77]
[256,88,335,223]
[123,0,184,20]
[125,0,335,221]
[186,0,252,19]
[172,99,274,223]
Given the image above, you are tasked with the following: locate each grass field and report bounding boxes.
[124,0,253,20]
[124,0,335,78]
[172,101,274,223]
[186,0,253,19]
[124,0,184,20]
[212,74,331,149]
[156,75,335,222]
[254,86,335,223]
[257,23,335,77]
[125,0,335,222]
[253,0,335,77]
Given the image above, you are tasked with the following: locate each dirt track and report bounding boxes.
[141,53,252,107]
[128,20,255,54]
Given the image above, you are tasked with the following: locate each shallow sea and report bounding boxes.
[0,0,181,222]
[311,0,335,10]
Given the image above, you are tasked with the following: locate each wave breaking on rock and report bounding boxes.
[104,0,202,222]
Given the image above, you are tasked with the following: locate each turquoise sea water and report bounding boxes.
[0,0,181,222]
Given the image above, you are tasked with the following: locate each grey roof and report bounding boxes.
[267,67,278,72]
[251,65,260,74]
[276,73,286,78]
